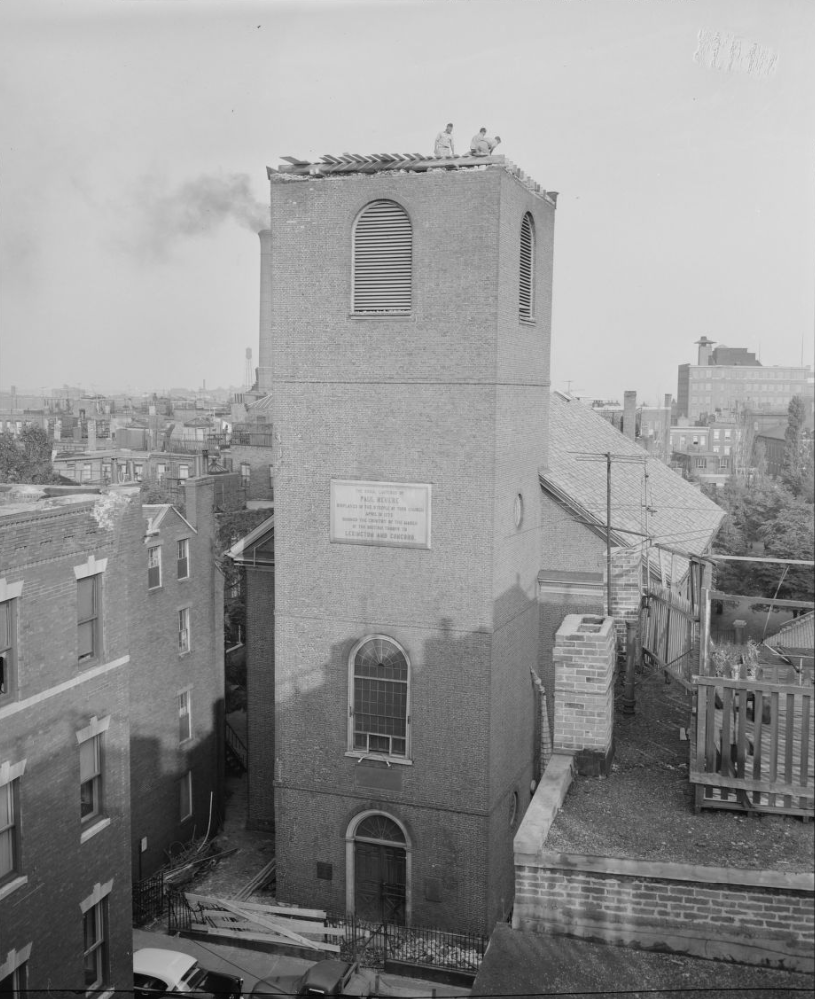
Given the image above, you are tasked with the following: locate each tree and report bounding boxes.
[710,476,814,601]
[781,395,814,500]
[0,426,61,484]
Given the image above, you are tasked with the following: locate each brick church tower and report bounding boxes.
[262,152,556,932]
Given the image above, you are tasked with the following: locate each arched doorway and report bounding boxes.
[346,812,409,924]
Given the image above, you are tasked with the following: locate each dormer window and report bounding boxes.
[519,212,535,320]
[352,200,412,315]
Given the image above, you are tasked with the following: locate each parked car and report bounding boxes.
[134,947,243,999]
[250,959,375,997]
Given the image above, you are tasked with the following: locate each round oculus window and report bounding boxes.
[514,493,524,528]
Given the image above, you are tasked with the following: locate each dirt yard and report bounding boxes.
[545,667,814,871]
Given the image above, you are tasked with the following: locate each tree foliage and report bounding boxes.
[781,395,814,500]
[711,475,814,601]
[0,426,62,484]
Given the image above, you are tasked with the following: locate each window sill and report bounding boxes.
[178,650,191,659]
[0,874,28,902]
[178,577,190,583]
[348,312,414,321]
[148,585,163,592]
[519,316,537,326]
[81,817,111,843]
[345,751,413,767]
[89,988,114,999]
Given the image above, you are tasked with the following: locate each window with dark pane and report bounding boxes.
[83,900,108,992]
[353,638,408,757]
[0,780,19,881]
[80,735,102,822]
[519,212,535,319]
[0,599,16,699]
[352,201,412,314]
[77,575,99,662]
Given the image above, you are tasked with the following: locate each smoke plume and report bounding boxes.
[122,172,269,259]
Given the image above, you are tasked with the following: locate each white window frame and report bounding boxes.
[0,945,32,999]
[178,608,191,655]
[147,545,162,589]
[0,761,26,900]
[74,559,107,665]
[77,716,110,835]
[177,539,190,580]
[80,882,112,996]
[0,581,23,704]
[347,635,411,763]
[178,689,192,744]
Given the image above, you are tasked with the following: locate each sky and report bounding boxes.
[1,0,813,403]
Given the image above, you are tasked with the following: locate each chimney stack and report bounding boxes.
[663,394,673,463]
[696,336,716,366]
[257,230,273,396]
[623,391,637,441]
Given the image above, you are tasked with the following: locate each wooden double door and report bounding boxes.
[354,839,406,924]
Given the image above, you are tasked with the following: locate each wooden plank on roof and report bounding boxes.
[280,156,310,166]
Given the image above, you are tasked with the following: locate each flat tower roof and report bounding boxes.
[268,153,556,203]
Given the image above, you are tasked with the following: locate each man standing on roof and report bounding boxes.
[470,128,501,156]
[434,123,455,158]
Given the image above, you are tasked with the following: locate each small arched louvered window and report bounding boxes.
[352,200,412,314]
[519,212,535,320]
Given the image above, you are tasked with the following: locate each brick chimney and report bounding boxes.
[257,230,273,396]
[663,393,672,463]
[623,390,637,440]
[553,614,616,775]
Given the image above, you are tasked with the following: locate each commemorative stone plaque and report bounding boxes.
[330,480,431,549]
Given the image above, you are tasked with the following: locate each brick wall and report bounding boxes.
[130,476,225,879]
[513,860,814,972]
[609,545,643,657]
[246,566,275,830]
[552,615,615,774]
[0,488,137,994]
[266,164,555,932]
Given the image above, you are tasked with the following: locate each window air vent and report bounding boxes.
[352,200,412,314]
[519,212,535,319]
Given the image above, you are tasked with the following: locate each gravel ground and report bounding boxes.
[546,669,814,871]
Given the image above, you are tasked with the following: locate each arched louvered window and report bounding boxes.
[352,200,413,314]
[349,636,410,759]
[519,212,535,320]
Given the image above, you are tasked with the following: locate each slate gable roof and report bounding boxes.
[764,610,814,653]
[542,393,725,585]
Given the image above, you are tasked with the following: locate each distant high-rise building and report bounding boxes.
[677,338,812,422]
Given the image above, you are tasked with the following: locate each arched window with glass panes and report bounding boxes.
[352,200,413,315]
[348,636,410,759]
[519,212,535,320]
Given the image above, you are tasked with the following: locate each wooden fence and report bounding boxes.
[642,585,698,688]
[691,675,814,817]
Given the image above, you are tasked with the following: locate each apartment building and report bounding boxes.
[0,484,137,997]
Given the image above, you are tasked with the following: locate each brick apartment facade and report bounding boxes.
[260,155,555,933]
[0,485,137,997]
[129,474,227,881]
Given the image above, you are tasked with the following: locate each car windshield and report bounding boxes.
[180,967,208,991]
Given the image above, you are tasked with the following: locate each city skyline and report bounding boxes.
[1,0,813,401]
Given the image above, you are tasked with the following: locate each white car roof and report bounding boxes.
[134,948,198,985]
